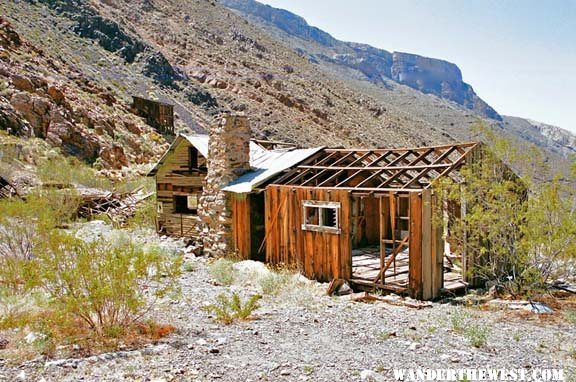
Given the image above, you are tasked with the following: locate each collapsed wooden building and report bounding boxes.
[150,114,485,300]
[0,175,17,199]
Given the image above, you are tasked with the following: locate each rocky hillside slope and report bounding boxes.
[0,18,166,169]
[503,116,576,159]
[221,0,501,120]
[0,0,573,177]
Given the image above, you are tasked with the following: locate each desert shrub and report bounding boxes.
[258,270,292,296]
[564,310,576,324]
[464,325,490,348]
[0,194,62,291]
[183,261,197,272]
[209,258,237,286]
[33,231,182,335]
[0,287,40,330]
[0,190,81,288]
[126,195,157,230]
[450,307,470,333]
[202,292,261,324]
[438,124,576,296]
[37,155,112,190]
[450,307,490,347]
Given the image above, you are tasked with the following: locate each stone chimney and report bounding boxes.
[199,113,251,257]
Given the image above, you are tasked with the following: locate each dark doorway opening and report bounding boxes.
[250,192,266,262]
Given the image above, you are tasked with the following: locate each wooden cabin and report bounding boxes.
[148,133,322,242]
[262,142,482,300]
[150,115,488,300]
[131,96,175,135]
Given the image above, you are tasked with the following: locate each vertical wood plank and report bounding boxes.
[431,193,444,297]
[409,192,423,300]
[421,189,432,300]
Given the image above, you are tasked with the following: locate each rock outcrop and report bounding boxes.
[391,52,501,120]
[222,0,502,120]
[0,14,167,167]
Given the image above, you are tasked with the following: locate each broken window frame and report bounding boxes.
[301,200,341,234]
[174,194,200,214]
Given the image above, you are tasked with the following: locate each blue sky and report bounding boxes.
[262,0,576,133]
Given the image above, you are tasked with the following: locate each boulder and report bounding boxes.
[99,144,129,169]
[233,260,271,280]
[10,92,51,137]
[11,75,35,92]
[47,85,65,105]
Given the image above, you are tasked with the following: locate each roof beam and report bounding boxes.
[314,151,374,187]
[298,164,450,171]
[401,146,460,188]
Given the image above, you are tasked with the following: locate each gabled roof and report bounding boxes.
[269,142,481,192]
[148,134,324,193]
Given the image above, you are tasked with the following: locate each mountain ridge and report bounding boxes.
[220,0,501,120]
[0,0,573,180]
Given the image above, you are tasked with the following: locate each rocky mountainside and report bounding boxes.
[0,0,573,177]
[503,116,576,159]
[221,0,501,120]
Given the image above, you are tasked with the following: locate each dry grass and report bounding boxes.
[0,309,176,362]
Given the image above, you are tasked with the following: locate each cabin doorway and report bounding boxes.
[350,194,382,285]
[350,192,467,297]
[250,192,266,262]
[350,193,411,292]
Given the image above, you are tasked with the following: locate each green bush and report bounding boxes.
[209,258,237,286]
[464,325,490,348]
[258,270,292,296]
[37,156,112,190]
[564,310,576,324]
[183,261,197,273]
[202,292,261,325]
[438,123,576,296]
[33,231,182,335]
[449,307,490,348]
[450,307,470,333]
[126,196,157,230]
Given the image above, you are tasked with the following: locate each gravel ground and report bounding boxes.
[1,223,575,381]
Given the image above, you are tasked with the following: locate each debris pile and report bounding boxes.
[76,186,153,226]
[0,175,17,198]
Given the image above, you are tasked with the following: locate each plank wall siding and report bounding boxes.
[231,194,251,259]
[155,142,206,236]
[265,185,352,282]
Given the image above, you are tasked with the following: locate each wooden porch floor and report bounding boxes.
[350,246,467,295]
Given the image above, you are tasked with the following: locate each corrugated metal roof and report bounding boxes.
[148,134,323,192]
[222,146,324,193]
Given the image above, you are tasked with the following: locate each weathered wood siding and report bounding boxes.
[351,196,380,248]
[408,190,444,300]
[265,185,352,282]
[132,96,174,134]
[155,141,206,236]
[231,193,251,260]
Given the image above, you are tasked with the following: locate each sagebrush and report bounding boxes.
[202,292,261,324]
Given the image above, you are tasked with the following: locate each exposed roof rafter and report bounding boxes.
[269,142,480,192]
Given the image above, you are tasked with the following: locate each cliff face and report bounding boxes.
[221,0,502,121]
[390,52,500,120]
[503,116,576,159]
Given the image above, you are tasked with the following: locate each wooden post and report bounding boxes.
[379,195,390,282]
[409,192,423,299]
[460,188,468,282]
[421,190,432,300]
[431,192,444,297]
